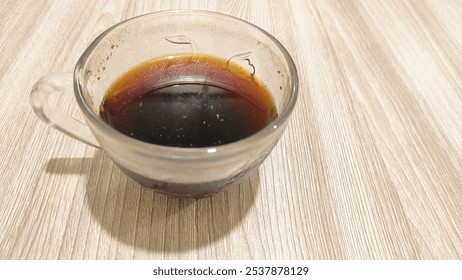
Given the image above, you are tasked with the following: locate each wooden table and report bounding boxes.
[1,0,462,260]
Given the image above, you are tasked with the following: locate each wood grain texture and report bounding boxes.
[1,0,462,259]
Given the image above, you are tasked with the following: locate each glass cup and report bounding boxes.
[30,10,298,198]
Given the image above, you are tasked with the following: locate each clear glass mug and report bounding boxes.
[30,10,298,198]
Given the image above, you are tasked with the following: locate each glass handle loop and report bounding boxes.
[30,72,100,148]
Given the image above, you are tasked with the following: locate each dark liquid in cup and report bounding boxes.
[100,54,277,147]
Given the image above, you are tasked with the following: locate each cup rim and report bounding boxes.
[74,9,298,157]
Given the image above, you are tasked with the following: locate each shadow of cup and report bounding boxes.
[46,149,259,253]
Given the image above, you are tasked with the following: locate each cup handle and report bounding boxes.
[30,72,100,148]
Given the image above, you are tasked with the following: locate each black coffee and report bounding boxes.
[100,54,277,147]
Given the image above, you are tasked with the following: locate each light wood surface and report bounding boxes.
[1,0,462,260]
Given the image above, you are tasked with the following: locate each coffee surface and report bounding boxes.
[100,54,277,147]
